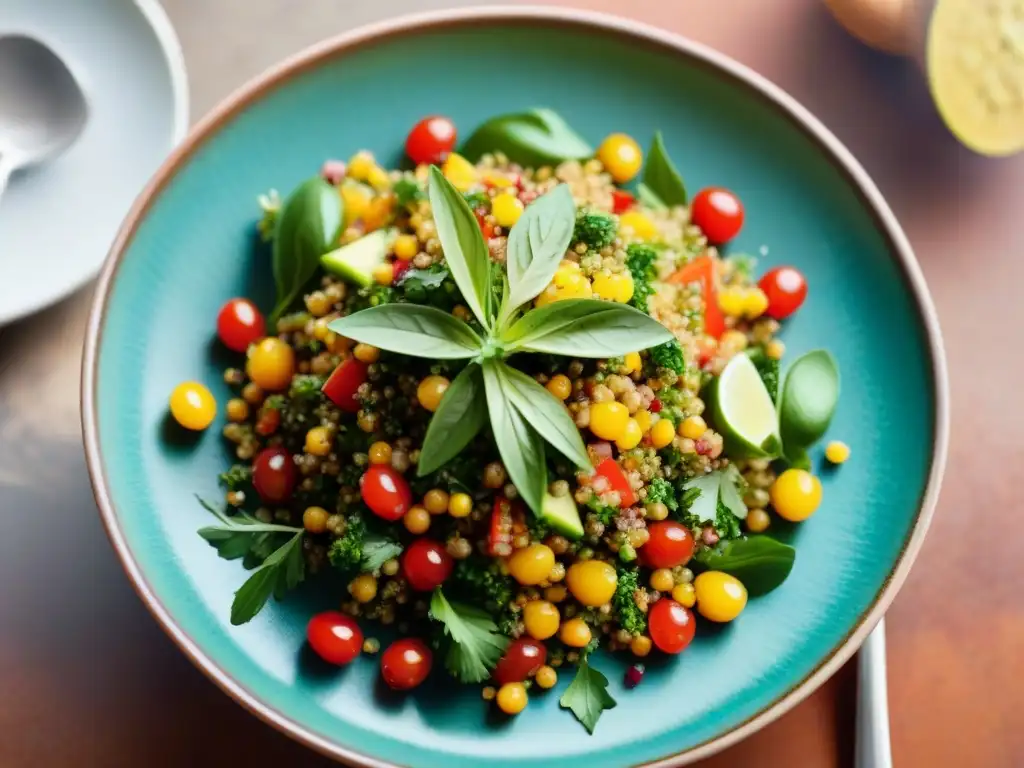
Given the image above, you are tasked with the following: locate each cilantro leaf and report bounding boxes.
[684,472,721,523]
[560,659,617,733]
[362,534,403,572]
[683,468,747,526]
[429,589,509,683]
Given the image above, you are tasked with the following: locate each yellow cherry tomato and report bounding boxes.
[448,492,473,518]
[507,544,556,586]
[535,665,558,689]
[546,374,572,400]
[496,682,528,715]
[403,505,431,534]
[305,426,332,456]
[559,617,593,648]
[393,234,419,260]
[680,415,707,440]
[825,440,851,464]
[592,272,635,303]
[619,211,658,241]
[368,441,392,465]
[650,418,675,449]
[615,418,643,450]
[671,582,697,608]
[694,571,747,622]
[423,488,449,515]
[717,287,747,317]
[349,573,378,603]
[630,635,652,657]
[492,193,525,228]
[246,337,295,392]
[417,375,450,412]
[650,568,674,592]
[353,343,379,363]
[565,560,618,606]
[623,352,642,374]
[769,469,823,522]
[169,382,216,431]
[523,600,560,640]
[589,401,629,441]
[746,508,771,533]
[597,133,643,183]
[743,287,770,319]
[441,152,478,191]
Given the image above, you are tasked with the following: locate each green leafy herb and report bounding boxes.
[460,108,593,168]
[573,210,617,250]
[684,466,746,523]
[257,189,281,242]
[427,166,493,327]
[636,182,667,211]
[327,514,366,572]
[750,351,780,402]
[218,464,251,492]
[329,303,482,359]
[503,183,575,320]
[779,350,840,456]
[625,243,658,312]
[418,364,488,476]
[430,588,509,683]
[195,498,305,624]
[644,476,677,511]
[695,536,796,596]
[648,339,685,375]
[498,364,590,469]
[269,177,343,328]
[393,177,424,207]
[613,567,647,635]
[361,534,403,572]
[642,132,687,207]
[560,658,617,734]
[504,299,673,358]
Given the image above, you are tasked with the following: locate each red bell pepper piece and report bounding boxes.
[322,358,367,413]
[594,458,636,508]
[392,259,412,282]
[611,189,635,214]
[668,255,725,338]
[488,497,515,557]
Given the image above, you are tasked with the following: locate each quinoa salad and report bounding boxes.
[168,110,844,731]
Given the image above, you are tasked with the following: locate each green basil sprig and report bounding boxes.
[778,349,840,458]
[329,167,673,516]
[695,536,796,596]
[269,176,343,328]
[460,108,593,168]
[640,131,688,208]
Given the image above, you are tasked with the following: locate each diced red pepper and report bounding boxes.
[594,458,636,508]
[650,398,662,414]
[474,209,495,239]
[322,358,367,413]
[392,259,412,282]
[611,189,635,214]
[488,497,515,557]
[254,406,281,436]
[668,255,725,338]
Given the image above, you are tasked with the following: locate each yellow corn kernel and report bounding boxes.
[650,418,675,449]
[347,151,376,181]
[633,409,652,434]
[592,272,634,303]
[341,182,372,225]
[442,152,478,191]
[718,287,747,317]
[623,351,642,374]
[366,165,391,191]
[615,418,643,450]
[680,415,707,440]
[743,287,770,319]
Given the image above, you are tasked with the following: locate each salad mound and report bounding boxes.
[167,111,843,732]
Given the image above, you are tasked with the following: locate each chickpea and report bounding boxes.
[483,462,507,489]
[303,506,329,534]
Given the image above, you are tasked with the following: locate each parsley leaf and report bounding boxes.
[361,534,403,572]
[429,589,509,683]
[683,467,747,524]
[232,531,305,623]
[560,658,617,733]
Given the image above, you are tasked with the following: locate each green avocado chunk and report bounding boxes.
[540,492,584,540]
[320,228,395,287]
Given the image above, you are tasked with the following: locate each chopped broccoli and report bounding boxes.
[289,374,325,401]
[645,477,678,511]
[327,514,366,572]
[218,464,251,492]
[625,243,658,313]
[714,497,743,540]
[573,210,617,250]
[393,178,424,208]
[452,557,515,616]
[613,567,647,635]
[660,446,684,469]
[648,339,685,375]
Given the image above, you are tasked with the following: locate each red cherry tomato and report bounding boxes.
[758,266,808,320]
[381,638,433,690]
[361,465,412,521]
[322,358,367,413]
[690,187,744,244]
[405,116,457,166]
[492,638,547,685]
[649,599,696,654]
[402,538,454,591]
[252,447,297,504]
[216,298,265,353]
[594,458,636,508]
[611,189,635,214]
[307,611,363,665]
[643,521,695,569]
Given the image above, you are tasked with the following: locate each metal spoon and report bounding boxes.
[0,35,88,201]
[855,620,894,768]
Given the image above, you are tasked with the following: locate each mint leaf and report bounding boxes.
[328,303,483,360]
[560,659,617,733]
[418,363,488,476]
[429,589,509,683]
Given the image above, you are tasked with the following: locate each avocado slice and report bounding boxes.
[540,492,584,540]
[320,228,394,287]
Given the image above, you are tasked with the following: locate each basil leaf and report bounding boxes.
[498,362,590,469]
[719,465,747,520]
[482,360,547,515]
[418,364,488,476]
[328,304,482,360]
[270,177,343,327]
[636,182,668,211]
[695,536,796,596]
[684,471,721,523]
[461,108,593,168]
[504,184,575,315]
[560,658,617,734]
[779,350,840,454]
[642,132,688,207]
[428,166,493,328]
[503,299,673,357]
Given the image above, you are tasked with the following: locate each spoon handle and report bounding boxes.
[855,619,894,768]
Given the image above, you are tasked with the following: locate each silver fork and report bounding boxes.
[855,619,894,768]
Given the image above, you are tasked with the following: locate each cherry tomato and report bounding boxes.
[307,611,363,665]
[360,465,412,521]
[401,538,453,591]
[492,638,547,685]
[380,638,432,690]
[648,599,696,654]
[252,447,297,504]
[216,298,265,353]
[643,521,695,569]
[322,358,368,413]
[611,189,635,214]
[405,116,457,166]
[690,187,744,244]
[594,458,636,508]
[758,266,808,320]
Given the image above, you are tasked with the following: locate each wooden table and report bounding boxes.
[0,1,1020,765]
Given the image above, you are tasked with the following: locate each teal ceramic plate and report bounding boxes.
[82,8,948,767]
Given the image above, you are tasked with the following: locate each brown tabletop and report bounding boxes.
[0,1,1020,766]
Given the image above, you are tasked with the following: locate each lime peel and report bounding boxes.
[709,353,781,459]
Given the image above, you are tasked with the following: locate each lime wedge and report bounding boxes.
[708,353,781,458]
